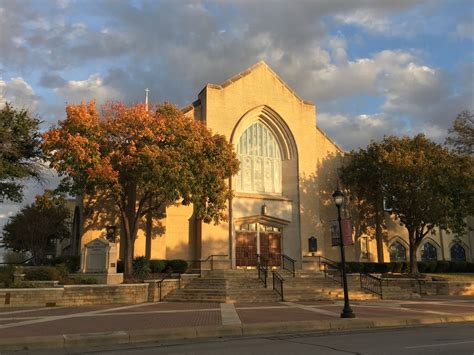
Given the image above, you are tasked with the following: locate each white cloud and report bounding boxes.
[334,10,392,34]
[58,73,123,104]
[318,112,409,149]
[0,77,40,111]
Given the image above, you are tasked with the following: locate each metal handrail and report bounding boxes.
[360,272,383,298]
[317,256,342,286]
[316,256,338,270]
[272,271,285,301]
[256,254,268,288]
[282,254,296,277]
[156,272,182,301]
[185,254,229,273]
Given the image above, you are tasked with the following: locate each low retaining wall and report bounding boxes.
[382,279,474,296]
[0,284,149,307]
[0,274,201,308]
[146,274,198,302]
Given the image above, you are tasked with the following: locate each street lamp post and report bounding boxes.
[332,189,355,319]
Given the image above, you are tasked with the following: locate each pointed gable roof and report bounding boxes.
[214,60,314,106]
[182,60,313,114]
[181,61,344,153]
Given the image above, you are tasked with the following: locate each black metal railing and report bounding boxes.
[185,254,229,273]
[272,271,285,301]
[360,272,383,298]
[282,254,296,277]
[156,273,182,301]
[257,254,268,288]
[317,256,342,286]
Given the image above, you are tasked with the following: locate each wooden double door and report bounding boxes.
[236,231,281,267]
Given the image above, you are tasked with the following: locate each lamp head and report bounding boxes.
[332,189,344,207]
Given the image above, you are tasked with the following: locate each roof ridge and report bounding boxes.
[212,61,314,106]
[181,60,315,112]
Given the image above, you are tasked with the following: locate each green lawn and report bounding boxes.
[426,273,474,281]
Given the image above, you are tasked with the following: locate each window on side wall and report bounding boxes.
[389,241,407,262]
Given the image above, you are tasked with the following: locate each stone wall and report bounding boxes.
[147,275,198,301]
[382,279,474,296]
[0,284,149,308]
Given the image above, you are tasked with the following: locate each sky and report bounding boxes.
[0,0,473,238]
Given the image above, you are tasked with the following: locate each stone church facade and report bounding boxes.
[76,61,473,267]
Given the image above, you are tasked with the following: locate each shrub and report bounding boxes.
[466,262,474,272]
[345,262,362,273]
[425,261,437,273]
[449,262,467,273]
[132,256,151,279]
[419,261,438,273]
[377,263,392,273]
[382,263,394,273]
[167,259,188,274]
[0,266,14,287]
[46,256,81,273]
[364,262,378,273]
[331,261,474,275]
[61,276,99,285]
[149,260,167,273]
[24,267,59,281]
[435,261,450,273]
[418,261,428,273]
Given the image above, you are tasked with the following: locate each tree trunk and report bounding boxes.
[408,228,419,275]
[123,237,133,276]
[145,197,152,260]
[375,201,384,263]
[122,184,138,277]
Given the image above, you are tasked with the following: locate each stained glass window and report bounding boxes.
[450,243,466,262]
[421,242,437,261]
[389,241,407,261]
[235,122,282,194]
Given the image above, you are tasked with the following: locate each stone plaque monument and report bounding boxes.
[80,238,123,284]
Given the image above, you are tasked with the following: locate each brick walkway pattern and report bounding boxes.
[0,296,472,340]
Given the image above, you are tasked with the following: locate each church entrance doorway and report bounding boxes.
[260,231,281,267]
[235,223,282,267]
[236,232,257,267]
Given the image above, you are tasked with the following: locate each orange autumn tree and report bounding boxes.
[43,101,239,275]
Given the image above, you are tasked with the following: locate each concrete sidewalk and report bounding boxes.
[0,296,473,351]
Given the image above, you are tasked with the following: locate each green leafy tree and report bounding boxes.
[343,134,473,275]
[446,110,473,156]
[2,191,71,265]
[43,101,239,275]
[340,148,386,262]
[0,103,42,202]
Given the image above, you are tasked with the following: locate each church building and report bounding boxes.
[75,61,473,267]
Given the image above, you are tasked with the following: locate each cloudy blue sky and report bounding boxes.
[0,0,473,228]
[1,0,473,149]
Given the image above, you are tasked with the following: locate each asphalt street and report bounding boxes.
[14,322,474,355]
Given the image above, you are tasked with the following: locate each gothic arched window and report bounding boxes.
[450,243,466,262]
[389,241,407,261]
[421,242,437,261]
[235,122,282,194]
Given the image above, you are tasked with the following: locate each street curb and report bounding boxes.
[1,315,473,351]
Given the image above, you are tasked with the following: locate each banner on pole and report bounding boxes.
[330,218,353,246]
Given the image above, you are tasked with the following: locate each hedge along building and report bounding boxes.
[75,61,473,268]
